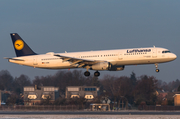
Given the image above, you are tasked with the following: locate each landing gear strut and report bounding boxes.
[84,67,90,76]
[94,71,100,77]
[155,63,160,72]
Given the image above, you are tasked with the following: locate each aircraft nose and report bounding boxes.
[171,53,177,60]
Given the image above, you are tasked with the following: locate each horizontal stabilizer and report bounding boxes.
[4,57,24,61]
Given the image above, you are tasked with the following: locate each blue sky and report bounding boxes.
[0,0,179,82]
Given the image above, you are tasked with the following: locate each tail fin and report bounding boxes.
[10,33,37,57]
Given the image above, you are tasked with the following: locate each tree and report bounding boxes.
[130,72,137,86]
[84,76,100,86]
[13,74,32,94]
[0,70,14,90]
[101,75,133,108]
[177,85,180,91]
[33,76,43,86]
[133,75,158,105]
[6,93,19,105]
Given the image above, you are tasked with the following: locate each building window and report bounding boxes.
[24,87,34,91]
[84,88,96,91]
[68,87,79,91]
[44,87,55,91]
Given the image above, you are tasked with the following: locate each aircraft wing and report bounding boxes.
[54,54,103,67]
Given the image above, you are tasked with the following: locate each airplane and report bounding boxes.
[4,33,177,77]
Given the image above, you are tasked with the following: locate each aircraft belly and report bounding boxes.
[38,60,76,69]
[115,57,172,65]
[38,66,77,69]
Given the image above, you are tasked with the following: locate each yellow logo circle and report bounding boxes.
[14,40,24,50]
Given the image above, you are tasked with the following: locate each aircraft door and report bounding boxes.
[152,49,157,58]
[76,54,81,58]
[33,57,38,65]
[118,52,123,60]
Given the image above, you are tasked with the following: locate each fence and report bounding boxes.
[0,105,87,111]
[1,105,180,111]
[139,105,180,111]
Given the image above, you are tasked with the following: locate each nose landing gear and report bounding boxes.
[155,63,160,72]
[155,69,160,72]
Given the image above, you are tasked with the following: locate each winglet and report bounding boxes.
[10,33,37,57]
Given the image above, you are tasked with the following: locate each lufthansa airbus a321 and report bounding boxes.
[4,33,177,77]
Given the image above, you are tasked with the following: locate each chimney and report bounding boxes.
[35,85,37,90]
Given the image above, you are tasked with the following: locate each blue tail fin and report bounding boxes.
[10,33,37,57]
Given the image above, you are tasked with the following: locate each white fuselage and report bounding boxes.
[9,47,177,70]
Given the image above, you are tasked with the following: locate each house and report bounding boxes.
[23,85,59,105]
[65,86,99,100]
[0,90,11,105]
[173,94,180,106]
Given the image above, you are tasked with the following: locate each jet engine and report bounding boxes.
[91,62,111,70]
[108,65,125,71]
[91,62,125,71]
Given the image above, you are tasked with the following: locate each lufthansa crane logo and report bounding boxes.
[14,40,24,50]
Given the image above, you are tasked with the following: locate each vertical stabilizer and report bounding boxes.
[10,33,37,57]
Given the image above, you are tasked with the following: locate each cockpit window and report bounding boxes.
[162,50,171,53]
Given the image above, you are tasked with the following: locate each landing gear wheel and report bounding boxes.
[84,71,90,76]
[94,71,100,77]
[155,63,159,73]
[156,69,160,72]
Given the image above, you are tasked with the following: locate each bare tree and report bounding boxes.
[13,74,31,94]
[0,70,13,90]
[133,75,158,105]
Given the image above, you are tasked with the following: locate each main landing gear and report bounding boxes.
[155,63,160,73]
[94,71,100,77]
[84,70,100,77]
[84,71,90,76]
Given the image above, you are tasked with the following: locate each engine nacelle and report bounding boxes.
[108,65,125,71]
[91,62,111,70]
